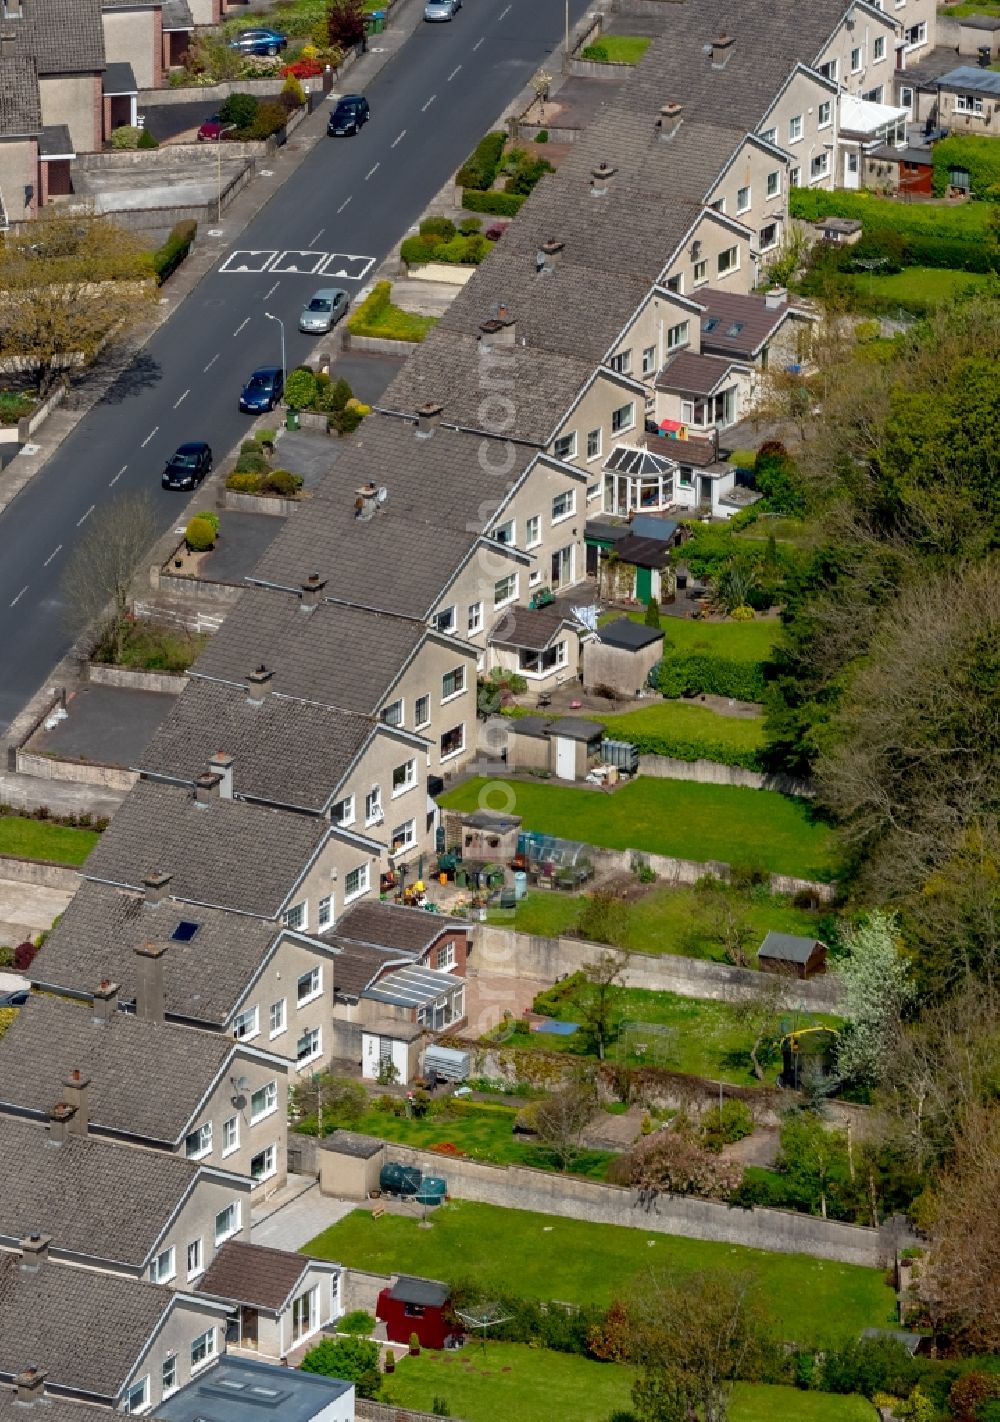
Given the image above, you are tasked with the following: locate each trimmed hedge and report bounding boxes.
[347,281,437,341]
[455,130,505,190]
[151,219,197,284]
[462,189,526,217]
[657,652,768,704]
[931,134,1000,199]
[790,188,994,271]
[607,722,762,771]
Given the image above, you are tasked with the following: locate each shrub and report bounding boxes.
[462,188,527,217]
[234,445,268,475]
[300,1336,380,1398]
[331,404,363,436]
[282,58,322,80]
[225,470,263,493]
[700,1099,754,1152]
[263,468,303,497]
[950,1372,1000,1422]
[137,127,158,150]
[582,40,609,60]
[110,125,142,150]
[455,130,505,189]
[151,219,197,284]
[458,216,482,236]
[13,941,38,971]
[185,515,216,552]
[194,510,219,536]
[534,128,549,143]
[503,151,554,196]
[219,91,259,129]
[284,365,317,410]
[484,222,509,241]
[247,100,287,140]
[932,133,1000,199]
[644,598,660,628]
[281,73,307,108]
[254,427,278,446]
[657,651,767,705]
[420,215,457,240]
[400,234,439,266]
[337,1310,375,1336]
[327,0,366,50]
[819,1337,923,1399]
[347,281,437,342]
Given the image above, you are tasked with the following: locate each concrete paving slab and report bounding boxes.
[251,1179,357,1251]
[142,101,224,145]
[0,879,75,944]
[27,683,176,769]
[199,509,285,583]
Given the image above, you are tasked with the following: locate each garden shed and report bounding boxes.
[376,1276,459,1350]
[758,931,827,979]
[360,1017,425,1085]
[456,809,522,863]
[582,617,664,697]
[318,1130,386,1200]
[507,717,606,781]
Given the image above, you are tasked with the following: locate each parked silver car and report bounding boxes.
[424,0,461,19]
[298,288,349,334]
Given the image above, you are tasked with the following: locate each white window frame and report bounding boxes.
[124,1377,149,1415]
[717,245,740,275]
[297,966,322,1007]
[150,1246,175,1285]
[232,1005,259,1043]
[851,44,863,72]
[693,259,708,287]
[611,402,635,435]
[214,1203,240,1246]
[528,569,542,588]
[365,785,383,824]
[392,758,418,796]
[440,724,465,762]
[766,170,781,199]
[641,346,656,378]
[441,666,466,703]
[391,819,417,853]
[810,151,830,179]
[759,222,779,252]
[191,1329,217,1375]
[553,432,577,461]
[331,795,355,829]
[818,100,832,129]
[551,489,575,523]
[185,1122,212,1161]
[666,320,689,351]
[292,1286,320,1344]
[283,900,307,933]
[268,998,287,1038]
[414,694,431,730]
[790,166,800,187]
[345,863,369,901]
[381,698,404,728]
[955,93,984,114]
[493,573,518,609]
[296,1026,322,1069]
[433,604,457,635]
[186,1238,203,1280]
[162,1357,178,1400]
[250,1080,278,1124]
[492,519,515,546]
[586,482,601,502]
[736,184,751,214]
[222,1115,240,1157]
[250,1143,278,1185]
[788,114,803,143]
[608,350,631,375]
[317,894,333,932]
[904,21,926,46]
[436,941,457,971]
[819,58,838,81]
[467,602,483,635]
[874,34,886,61]
[759,126,776,145]
[524,514,542,548]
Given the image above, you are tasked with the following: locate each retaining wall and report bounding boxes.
[220,489,297,516]
[472,925,844,1011]
[149,565,245,607]
[638,753,814,799]
[341,332,422,357]
[342,1266,392,1315]
[18,385,66,441]
[0,854,80,891]
[87,664,188,695]
[14,750,137,792]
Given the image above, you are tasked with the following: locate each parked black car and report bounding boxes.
[162,441,212,490]
[328,95,370,136]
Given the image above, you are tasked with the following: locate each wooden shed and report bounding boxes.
[758,931,827,980]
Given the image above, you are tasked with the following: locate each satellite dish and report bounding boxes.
[376,485,389,505]
[231,1093,247,1111]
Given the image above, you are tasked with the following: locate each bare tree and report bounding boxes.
[61,492,158,663]
[695,880,755,966]
[534,1079,598,1172]
[731,977,785,1082]
[0,210,155,396]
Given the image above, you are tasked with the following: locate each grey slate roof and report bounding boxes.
[656,349,744,396]
[30,877,283,1028]
[549,716,604,743]
[0,1114,202,1267]
[322,938,413,999]
[0,994,235,1144]
[102,60,136,93]
[489,599,584,652]
[162,0,195,29]
[614,533,672,570]
[197,1241,320,1312]
[698,287,799,359]
[0,1253,174,1400]
[389,1276,450,1308]
[321,1128,385,1159]
[0,1388,109,1422]
[139,678,377,814]
[937,64,1000,96]
[0,0,106,76]
[38,123,72,156]
[334,900,467,956]
[599,618,663,652]
[0,54,41,137]
[193,588,429,716]
[759,931,823,963]
[84,779,328,919]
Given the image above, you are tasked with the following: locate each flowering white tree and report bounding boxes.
[836,910,912,1087]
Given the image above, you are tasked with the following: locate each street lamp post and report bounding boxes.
[264,310,286,391]
[217,124,237,222]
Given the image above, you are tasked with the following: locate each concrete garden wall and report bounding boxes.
[638,753,815,799]
[87,664,188,695]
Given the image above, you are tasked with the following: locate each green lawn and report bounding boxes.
[0,815,99,866]
[510,982,839,1086]
[843,265,993,311]
[382,1346,876,1422]
[441,777,838,882]
[302,1102,614,1179]
[347,282,438,343]
[594,701,766,758]
[603,612,780,663]
[581,34,652,63]
[489,883,823,961]
[306,1202,896,1348]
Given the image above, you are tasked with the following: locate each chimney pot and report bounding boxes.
[194,771,222,806]
[354,482,380,521]
[48,1103,75,1146]
[300,573,327,611]
[590,161,617,197]
[134,942,167,1023]
[91,979,119,1025]
[62,1071,90,1135]
[15,1368,46,1406]
[19,1235,51,1273]
[246,665,273,705]
[416,401,443,437]
[478,310,516,347]
[142,870,172,906]
[208,750,234,799]
[711,33,734,65]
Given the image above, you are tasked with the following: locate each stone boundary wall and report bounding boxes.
[14,751,136,792]
[342,1266,392,1315]
[87,664,188,695]
[472,925,844,1011]
[638,753,814,799]
[0,855,80,891]
[341,332,423,357]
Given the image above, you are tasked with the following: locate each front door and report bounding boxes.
[241,1307,259,1350]
[555,738,576,781]
[635,565,653,604]
[844,151,860,189]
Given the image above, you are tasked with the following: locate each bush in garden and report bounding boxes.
[300,1337,380,1398]
[456,131,505,190]
[226,471,263,493]
[461,189,526,217]
[150,220,197,284]
[326,0,366,50]
[280,73,307,108]
[420,215,456,240]
[337,1309,375,1336]
[110,125,141,150]
[484,222,509,240]
[234,443,268,475]
[184,515,216,552]
[700,1099,754,1152]
[137,127,158,149]
[247,100,288,140]
[458,216,482,235]
[194,510,219,536]
[534,128,549,142]
[13,941,38,971]
[219,92,259,130]
[263,468,303,497]
[819,1336,923,1398]
[283,366,317,410]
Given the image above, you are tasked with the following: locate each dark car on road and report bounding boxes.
[328,95,370,136]
[0,989,29,1008]
[228,27,287,56]
[162,441,213,490]
[239,366,284,413]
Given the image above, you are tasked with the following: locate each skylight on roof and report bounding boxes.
[171,920,201,943]
[727,322,744,336]
[702,318,719,332]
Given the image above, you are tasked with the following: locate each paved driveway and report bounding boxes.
[251,1179,357,1251]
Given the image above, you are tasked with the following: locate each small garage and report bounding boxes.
[582,617,664,698]
[758,931,828,980]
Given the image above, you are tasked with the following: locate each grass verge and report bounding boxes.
[347,281,438,342]
[0,815,99,866]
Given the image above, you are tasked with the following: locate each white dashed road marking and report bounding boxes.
[319,254,377,281]
[233,317,250,336]
[365,163,380,180]
[140,427,159,448]
[109,467,126,487]
[473,37,484,50]
[309,228,325,245]
[391,130,406,148]
[43,546,62,568]
[421,95,436,111]
[337,197,352,214]
[77,504,95,527]
[447,65,462,81]
[173,390,189,409]
[10,586,27,608]
[204,354,219,372]
[498,3,511,16]
[263,280,281,301]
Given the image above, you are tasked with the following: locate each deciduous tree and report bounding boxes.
[836,910,911,1088]
[576,940,631,1058]
[534,1079,598,1172]
[61,492,158,664]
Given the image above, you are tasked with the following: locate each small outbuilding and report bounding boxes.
[507,717,605,781]
[457,809,522,863]
[816,216,862,246]
[758,931,827,979]
[583,617,664,698]
[318,1129,386,1200]
[360,1016,426,1085]
[860,1328,929,1357]
[154,1355,353,1422]
[376,1275,460,1350]
[196,1241,341,1358]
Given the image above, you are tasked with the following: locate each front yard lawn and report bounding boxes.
[305,1201,896,1348]
[440,777,837,882]
[489,883,823,961]
[0,815,99,866]
[658,616,782,663]
[347,282,438,343]
[382,1346,876,1422]
[581,34,652,63]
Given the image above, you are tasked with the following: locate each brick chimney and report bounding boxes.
[765,285,788,310]
[142,870,172,907]
[657,101,684,140]
[416,401,443,438]
[19,1236,51,1274]
[48,1102,75,1147]
[246,664,273,705]
[536,237,564,274]
[711,33,734,67]
[194,771,222,807]
[91,979,119,1025]
[300,573,326,612]
[354,482,380,521]
[590,161,617,197]
[14,1368,46,1405]
[208,751,234,800]
[479,306,516,349]
[63,1070,90,1135]
[134,942,167,1023]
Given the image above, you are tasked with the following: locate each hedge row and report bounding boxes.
[151,220,197,284]
[455,130,506,189]
[615,726,762,772]
[789,186,991,239]
[347,281,436,341]
[657,651,768,704]
[462,189,527,217]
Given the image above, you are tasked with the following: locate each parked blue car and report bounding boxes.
[228,27,287,56]
[239,366,284,414]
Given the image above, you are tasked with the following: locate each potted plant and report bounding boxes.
[408,1332,421,1357]
[384,1352,395,1374]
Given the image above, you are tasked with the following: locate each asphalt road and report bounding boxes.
[0,0,589,735]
